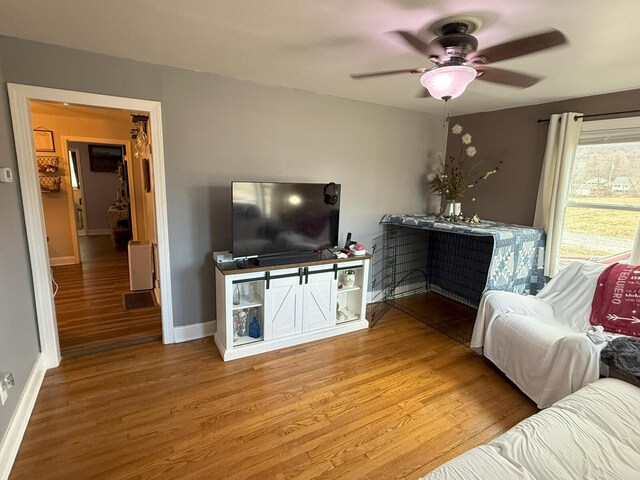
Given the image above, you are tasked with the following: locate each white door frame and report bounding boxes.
[66,146,87,238]
[8,83,175,368]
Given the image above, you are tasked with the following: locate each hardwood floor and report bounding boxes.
[11,302,537,479]
[53,235,162,357]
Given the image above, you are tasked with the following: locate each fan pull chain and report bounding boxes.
[441,98,451,159]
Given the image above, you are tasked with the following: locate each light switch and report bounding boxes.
[0,167,13,183]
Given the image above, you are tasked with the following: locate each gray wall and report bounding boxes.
[0,34,443,343]
[446,88,640,225]
[0,59,41,448]
[69,142,120,231]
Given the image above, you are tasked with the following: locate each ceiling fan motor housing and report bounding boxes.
[432,22,479,63]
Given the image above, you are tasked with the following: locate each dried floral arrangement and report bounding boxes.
[428,124,501,201]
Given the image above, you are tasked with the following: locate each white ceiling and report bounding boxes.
[2,0,640,115]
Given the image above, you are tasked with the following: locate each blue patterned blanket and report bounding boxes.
[380,214,546,295]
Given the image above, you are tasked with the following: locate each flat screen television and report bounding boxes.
[88,144,123,172]
[232,181,340,259]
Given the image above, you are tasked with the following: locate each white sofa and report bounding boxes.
[422,378,640,479]
[471,261,609,408]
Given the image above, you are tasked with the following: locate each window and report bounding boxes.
[559,117,640,268]
[68,149,80,189]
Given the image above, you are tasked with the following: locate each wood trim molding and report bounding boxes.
[0,354,46,480]
[49,256,77,267]
[85,229,111,236]
[7,86,61,368]
[173,321,216,343]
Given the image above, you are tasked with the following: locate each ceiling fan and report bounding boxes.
[351,17,567,100]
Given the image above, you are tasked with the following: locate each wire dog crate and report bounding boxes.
[369,224,493,345]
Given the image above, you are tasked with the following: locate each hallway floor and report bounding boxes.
[53,235,162,357]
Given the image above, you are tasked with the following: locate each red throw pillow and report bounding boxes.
[590,263,640,337]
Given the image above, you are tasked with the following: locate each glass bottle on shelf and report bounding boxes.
[248,310,261,338]
[233,284,240,305]
[237,310,248,336]
[233,312,239,342]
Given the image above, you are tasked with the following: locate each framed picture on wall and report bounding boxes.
[33,129,55,152]
[88,144,123,172]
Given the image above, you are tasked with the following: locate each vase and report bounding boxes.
[233,284,240,305]
[444,200,461,217]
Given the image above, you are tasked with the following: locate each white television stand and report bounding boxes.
[214,253,370,361]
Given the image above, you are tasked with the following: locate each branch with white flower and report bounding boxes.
[428,124,502,201]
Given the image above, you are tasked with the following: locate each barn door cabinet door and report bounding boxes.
[302,270,337,332]
[263,274,304,340]
[264,269,337,338]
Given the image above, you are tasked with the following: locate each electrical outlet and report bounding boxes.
[0,372,14,406]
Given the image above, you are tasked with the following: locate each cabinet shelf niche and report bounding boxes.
[231,295,264,311]
[337,284,360,293]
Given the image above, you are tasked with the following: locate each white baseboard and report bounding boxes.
[49,256,76,266]
[0,354,46,480]
[173,320,216,343]
[86,229,110,236]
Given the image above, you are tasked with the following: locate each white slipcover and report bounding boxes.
[422,378,640,480]
[471,261,608,408]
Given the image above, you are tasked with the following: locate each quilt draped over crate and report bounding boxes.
[380,214,546,296]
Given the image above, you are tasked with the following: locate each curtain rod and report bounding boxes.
[536,108,640,124]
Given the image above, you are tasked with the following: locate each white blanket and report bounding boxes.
[471,261,609,408]
[423,378,640,479]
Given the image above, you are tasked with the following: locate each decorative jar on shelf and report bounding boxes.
[343,270,356,288]
[236,310,248,336]
[233,312,239,341]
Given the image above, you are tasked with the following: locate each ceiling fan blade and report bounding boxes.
[392,31,443,59]
[475,66,541,88]
[350,67,428,79]
[470,29,567,64]
[417,87,432,98]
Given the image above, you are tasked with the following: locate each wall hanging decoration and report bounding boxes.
[33,128,55,152]
[39,176,62,193]
[37,155,60,173]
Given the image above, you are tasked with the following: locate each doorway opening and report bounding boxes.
[8,85,174,368]
[31,102,162,357]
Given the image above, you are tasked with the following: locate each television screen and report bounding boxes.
[232,182,340,258]
[88,144,123,172]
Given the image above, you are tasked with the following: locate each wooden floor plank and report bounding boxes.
[53,235,162,357]
[10,300,537,479]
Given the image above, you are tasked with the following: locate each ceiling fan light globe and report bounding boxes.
[420,66,477,100]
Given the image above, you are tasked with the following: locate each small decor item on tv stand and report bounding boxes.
[233,284,240,305]
[248,311,261,339]
[349,243,366,256]
[236,310,248,336]
[343,270,356,288]
[233,313,239,342]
